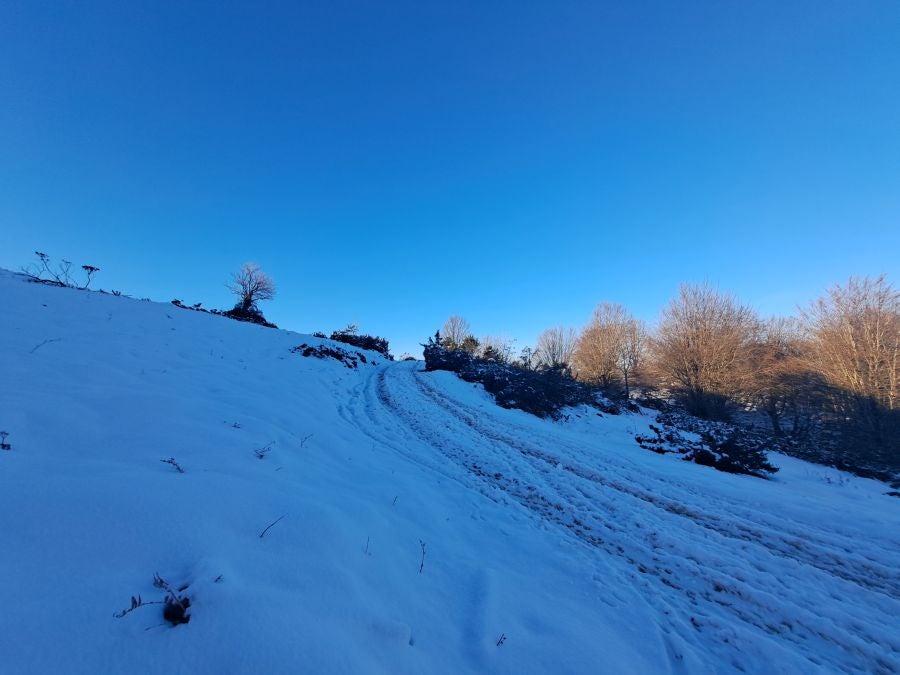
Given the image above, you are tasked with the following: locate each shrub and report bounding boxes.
[634,418,779,478]
[222,304,278,328]
[329,324,393,359]
[291,343,375,369]
[422,332,612,419]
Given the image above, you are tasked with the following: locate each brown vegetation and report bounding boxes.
[437,278,898,478]
[650,284,759,420]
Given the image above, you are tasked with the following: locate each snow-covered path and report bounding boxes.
[2,270,898,674]
[344,361,900,673]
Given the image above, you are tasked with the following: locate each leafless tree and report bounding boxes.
[651,284,759,419]
[803,276,899,459]
[518,346,535,370]
[479,335,516,363]
[228,262,276,312]
[805,276,899,410]
[747,317,819,437]
[573,303,647,397]
[618,316,647,399]
[535,327,577,372]
[441,315,471,350]
[573,303,624,388]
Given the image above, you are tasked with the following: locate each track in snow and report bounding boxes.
[340,362,900,674]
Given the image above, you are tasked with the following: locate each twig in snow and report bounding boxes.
[113,595,164,618]
[300,433,314,448]
[254,441,275,459]
[160,457,185,473]
[364,536,371,556]
[418,540,426,574]
[392,495,398,506]
[29,338,61,354]
[496,633,507,646]
[0,431,10,451]
[259,515,286,538]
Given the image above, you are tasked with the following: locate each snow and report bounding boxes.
[1,268,898,674]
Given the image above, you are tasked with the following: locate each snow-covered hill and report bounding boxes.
[1,269,898,674]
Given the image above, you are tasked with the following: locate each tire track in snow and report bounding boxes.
[412,368,900,600]
[347,363,900,674]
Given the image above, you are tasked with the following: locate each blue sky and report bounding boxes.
[2,1,898,357]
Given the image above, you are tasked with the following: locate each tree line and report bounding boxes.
[440,275,899,476]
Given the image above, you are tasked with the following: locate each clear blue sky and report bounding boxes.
[2,1,898,357]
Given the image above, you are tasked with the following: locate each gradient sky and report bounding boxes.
[2,1,899,357]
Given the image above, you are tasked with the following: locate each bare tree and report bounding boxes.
[573,303,624,388]
[441,315,471,350]
[228,262,276,312]
[573,303,646,397]
[535,327,577,372]
[747,317,819,438]
[805,275,899,411]
[618,316,647,399]
[518,346,535,370]
[651,284,759,419]
[479,335,516,363]
[803,276,899,460]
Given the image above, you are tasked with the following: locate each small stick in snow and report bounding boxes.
[418,540,426,574]
[392,495,398,506]
[113,595,163,618]
[259,515,286,538]
[300,433,314,448]
[160,457,185,473]
[254,441,274,459]
[0,431,10,451]
[496,633,507,646]
[29,338,61,354]
[364,536,371,556]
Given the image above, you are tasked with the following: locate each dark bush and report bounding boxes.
[422,332,611,419]
[635,420,779,478]
[169,298,278,328]
[222,304,278,328]
[687,432,780,477]
[329,325,392,359]
[291,343,375,369]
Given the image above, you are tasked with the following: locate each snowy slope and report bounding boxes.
[1,269,898,674]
